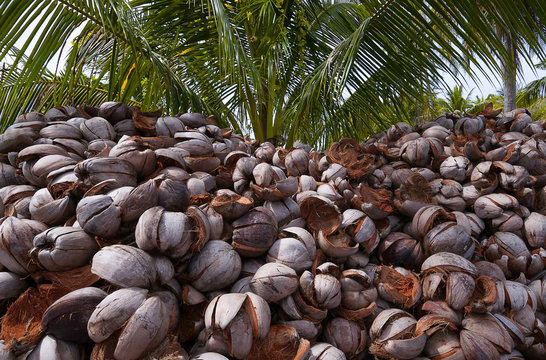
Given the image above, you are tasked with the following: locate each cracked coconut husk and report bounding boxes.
[32,265,100,292]
[465,103,503,119]
[397,173,435,204]
[464,275,498,314]
[299,197,341,236]
[352,185,394,217]
[375,266,421,308]
[131,107,162,136]
[327,138,376,181]
[247,325,310,360]
[0,284,68,355]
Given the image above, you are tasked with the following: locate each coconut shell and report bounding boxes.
[41,287,107,343]
[232,207,278,257]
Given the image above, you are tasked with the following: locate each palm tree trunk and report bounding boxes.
[260,83,270,141]
[259,101,268,141]
[502,32,517,112]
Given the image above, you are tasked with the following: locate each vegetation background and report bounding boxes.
[0,0,545,148]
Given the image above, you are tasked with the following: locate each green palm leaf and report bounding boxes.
[0,0,201,127]
[1,0,545,146]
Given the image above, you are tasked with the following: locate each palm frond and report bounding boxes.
[0,47,142,131]
[0,0,200,126]
[285,0,546,146]
[1,0,545,146]
[517,76,546,107]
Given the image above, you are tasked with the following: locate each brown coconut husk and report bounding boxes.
[77,104,96,119]
[1,284,68,354]
[464,275,498,314]
[415,314,458,337]
[275,148,289,166]
[375,266,421,308]
[394,174,437,216]
[189,193,213,207]
[186,207,210,252]
[396,174,435,204]
[211,193,253,220]
[177,303,207,343]
[336,302,377,321]
[130,107,162,135]
[299,197,341,236]
[90,329,120,360]
[463,138,486,162]
[248,325,310,360]
[33,265,100,292]
[221,128,232,137]
[421,301,463,326]
[502,141,522,162]
[327,138,376,181]
[92,328,188,360]
[465,103,502,119]
[352,185,394,216]
[143,335,187,360]
[216,165,235,188]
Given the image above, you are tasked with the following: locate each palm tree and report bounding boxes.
[1,1,545,147]
[467,92,505,115]
[518,60,546,103]
[493,2,545,112]
[437,86,474,113]
[516,60,546,121]
[0,47,142,129]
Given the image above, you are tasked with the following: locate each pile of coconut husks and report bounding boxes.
[0,102,545,360]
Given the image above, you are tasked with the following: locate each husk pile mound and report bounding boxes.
[0,102,545,360]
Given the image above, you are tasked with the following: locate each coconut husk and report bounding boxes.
[33,265,100,292]
[187,207,210,252]
[248,325,310,360]
[394,174,436,216]
[142,136,177,149]
[375,266,421,308]
[415,314,458,337]
[221,128,232,137]
[275,148,289,166]
[352,185,394,216]
[189,193,213,206]
[130,107,162,135]
[216,165,235,188]
[397,174,435,203]
[143,335,187,360]
[250,183,284,201]
[299,197,341,236]
[90,329,120,360]
[94,321,186,360]
[502,141,521,162]
[77,104,96,119]
[1,284,68,355]
[464,275,497,314]
[211,193,253,220]
[327,138,376,181]
[465,103,502,119]
[336,302,377,320]
[178,303,206,343]
[421,301,463,326]
[317,229,359,258]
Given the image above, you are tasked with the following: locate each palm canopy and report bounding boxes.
[1,1,545,148]
[518,59,546,104]
[437,86,475,113]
